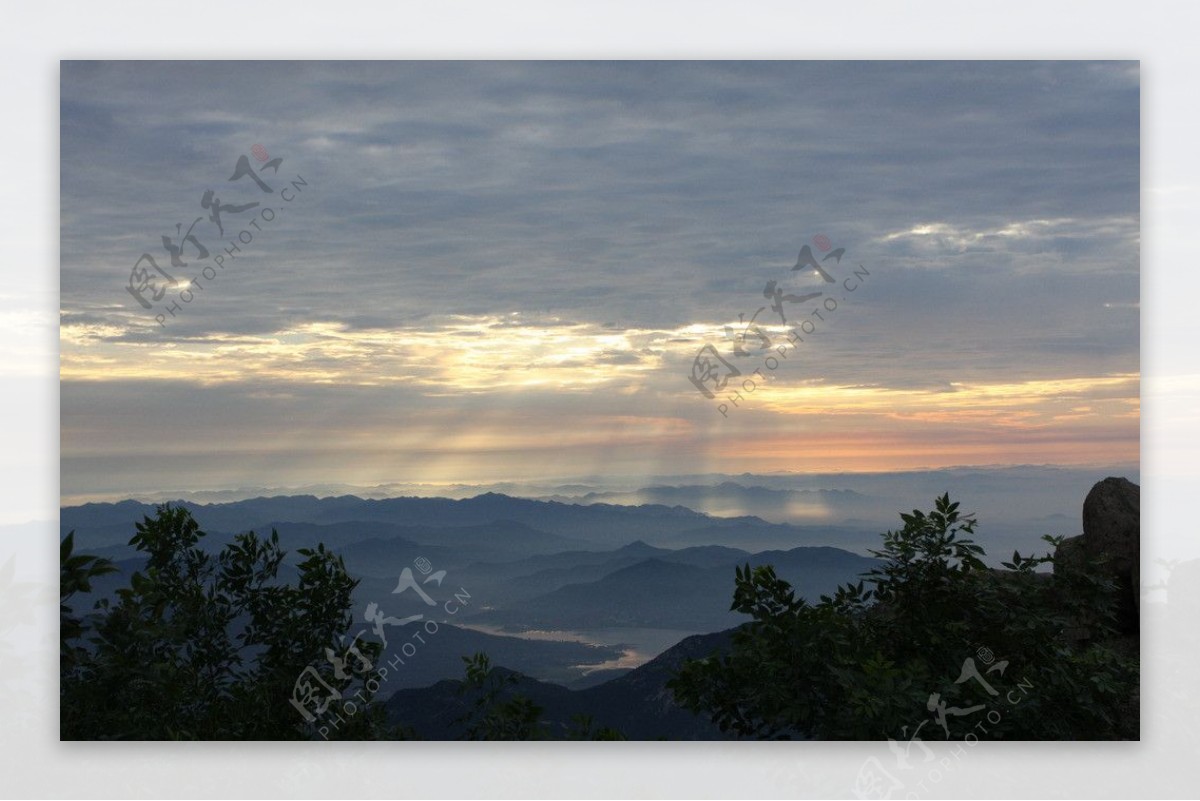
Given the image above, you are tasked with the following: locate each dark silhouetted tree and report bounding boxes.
[60,505,396,740]
[668,494,1138,740]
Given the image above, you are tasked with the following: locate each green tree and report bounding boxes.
[456,652,549,740]
[668,494,1138,740]
[60,531,118,675]
[454,652,626,740]
[60,505,397,740]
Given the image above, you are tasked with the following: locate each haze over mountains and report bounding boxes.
[63,465,1137,553]
[59,464,1136,737]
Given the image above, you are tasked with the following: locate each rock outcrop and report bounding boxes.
[1054,476,1140,635]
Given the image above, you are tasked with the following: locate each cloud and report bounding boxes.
[59,61,1140,496]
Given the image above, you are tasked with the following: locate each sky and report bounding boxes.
[59,61,1140,502]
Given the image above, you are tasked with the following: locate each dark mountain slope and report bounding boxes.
[385,628,736,740]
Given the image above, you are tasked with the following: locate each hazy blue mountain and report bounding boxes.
[563,482,873,523]
[454,540,665,580]
[442,541,671,606]
[449,542,778,608]
[660,543,766,568]
[320,520,582,571]
[656,520,884,552]
[64,515,585,572]
[68,465,1139,553]
[293,493,720,544]
[61,493,878,552]
[80,465,1138,531]
[60,497,366,545]
[501,558,712,628]
[61,493,878,696]
[470,547,877,631]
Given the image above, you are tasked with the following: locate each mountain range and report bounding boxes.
[60,492,880,552]
[62,491,880,698]
[61,477,1102,738]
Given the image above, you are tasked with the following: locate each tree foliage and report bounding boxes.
[456,652,549,740]
[60,505,394,740]
[455,652,626,740]
[668,494,1138,740]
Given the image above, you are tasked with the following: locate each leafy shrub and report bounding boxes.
[668,494,1138,740]
[60,505,394,740]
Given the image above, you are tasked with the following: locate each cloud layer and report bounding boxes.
[60,61,1140,498]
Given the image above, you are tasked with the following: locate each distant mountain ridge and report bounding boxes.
[63,493,881,691]
[60,492,876,552]
[466,546,877,631]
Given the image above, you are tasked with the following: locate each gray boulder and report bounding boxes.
[1054,476,1140,634]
